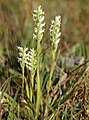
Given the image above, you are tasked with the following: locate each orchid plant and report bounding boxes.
[17,5,61,119]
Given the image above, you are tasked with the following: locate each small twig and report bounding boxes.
[71,59,89,74]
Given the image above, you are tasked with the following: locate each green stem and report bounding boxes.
[36,70,40,115]
[48,50,56,93]
[45,50,56,118]
[36,40,41,117]
[30,74,34,103]
[22,66,24,95]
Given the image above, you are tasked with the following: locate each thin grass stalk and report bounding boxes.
[25,78,29,98]
[18,103,20,120]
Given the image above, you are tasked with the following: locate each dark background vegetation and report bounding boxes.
[0,0,89,86]
[0,0,89,119]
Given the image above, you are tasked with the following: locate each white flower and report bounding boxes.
[33,5,45,42]
[26,48,37,74]
[17,46,28,67]
[17,46,37,74]
[50,15,61,51]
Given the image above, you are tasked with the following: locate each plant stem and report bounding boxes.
[36,40,41,117]
[45,50,56,118]
[48,50,56,93]
[22,66,24,95]
[30,74,34,103]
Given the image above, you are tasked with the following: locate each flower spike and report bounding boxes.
[50,15,61,51]
[33,5,45,42]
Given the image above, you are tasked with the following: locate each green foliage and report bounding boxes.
[0,2,89,120]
